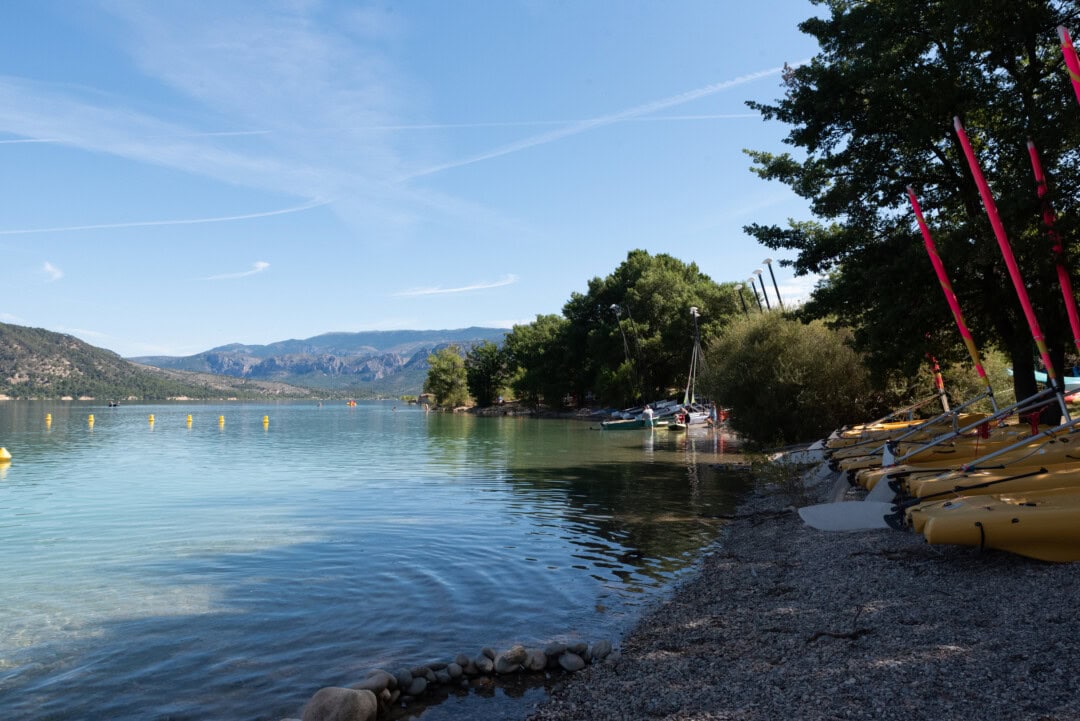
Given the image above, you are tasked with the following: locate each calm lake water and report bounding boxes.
[0,401,750,721]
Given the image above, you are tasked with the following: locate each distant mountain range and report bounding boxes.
[0,322,318,400]
[130,327,509,397]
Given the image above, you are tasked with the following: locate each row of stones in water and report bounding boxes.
[295,639,617,721]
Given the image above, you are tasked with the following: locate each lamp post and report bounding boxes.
[752,269,771,310]
[734,283,750,317]
[610,304,630,363]
[746,277,763,311]
[762,258,784,310]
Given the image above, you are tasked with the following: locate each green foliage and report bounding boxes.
[423,346,470,407]
[745,0,1080,404]
[499,250,746,408]
[503,315,570,408]
[464,341,509,407]
[936,347,1015,413]
[701,313,875,445]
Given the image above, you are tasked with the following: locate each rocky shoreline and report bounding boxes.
[525,455,1080,721]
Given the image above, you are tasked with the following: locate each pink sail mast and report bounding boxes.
[1057,26,1080,105]
[1026,140,1080,356]
[952,117,1067,418]
[906,186,996,410]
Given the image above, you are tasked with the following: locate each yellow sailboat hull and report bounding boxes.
[906,489,1080,562]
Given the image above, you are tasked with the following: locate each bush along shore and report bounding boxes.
[285,640,618,721]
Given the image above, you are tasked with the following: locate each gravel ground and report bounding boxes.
[526,457,1080,721]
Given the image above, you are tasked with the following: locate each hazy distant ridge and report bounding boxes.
[0,322,314,400]
[131,327,508,396]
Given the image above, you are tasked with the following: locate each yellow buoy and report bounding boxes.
[218,415,225,426]
[0,447,11,462]
[149,414,155,424]
[262,415,269,426]
[45,413,52,422]
[186,414,193,426]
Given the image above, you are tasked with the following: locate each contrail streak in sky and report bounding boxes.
[399,64,794,181]
[0,198,331,235]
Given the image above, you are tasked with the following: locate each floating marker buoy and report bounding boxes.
[0,447,11,462]
[218,415,225,425]
[148,414,155,424]
[88,414,95,425]
[45,413,52,422]
[186,415,193,426]
[262,415,269,426]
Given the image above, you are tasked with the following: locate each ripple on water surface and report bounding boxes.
[0,402,749,720]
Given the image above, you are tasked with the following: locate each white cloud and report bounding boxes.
[400,65,799,181]
[43,261,63,281]
[203,261,270,281]
[0,199,329,236]
[393,274,519,297]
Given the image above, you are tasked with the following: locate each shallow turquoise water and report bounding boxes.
[0,401,749,720]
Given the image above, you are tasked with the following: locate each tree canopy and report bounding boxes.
[745,0,1080,404]
[423,346,470,408]
[501,250,743,408]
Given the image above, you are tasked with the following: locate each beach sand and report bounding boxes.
[526,458,1080,721]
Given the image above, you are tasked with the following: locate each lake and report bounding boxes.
[0,401,750,721]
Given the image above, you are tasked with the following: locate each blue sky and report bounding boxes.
[0,0,821,358]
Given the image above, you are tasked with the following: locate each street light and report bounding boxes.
[752,269,771,310]
[746,277,763,311]
[610,304,630,362]
[734,283,750,317]
[762,258,784,310]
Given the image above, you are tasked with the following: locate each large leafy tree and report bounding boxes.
[423,346,470,408]
[465,340,508,407]
[503,314,571,408]
[561,249,742,404]
[746,0,1080,405]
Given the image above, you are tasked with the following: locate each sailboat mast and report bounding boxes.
[684,307,701,405]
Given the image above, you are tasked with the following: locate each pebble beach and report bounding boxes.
[525,456,1080,721]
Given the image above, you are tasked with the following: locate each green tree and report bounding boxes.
[561,249,742,404]
[465,340,508,407]
[503,314,570,408]
[745,0,1080,409]
[702,313,875,445]
[423,345,470,408]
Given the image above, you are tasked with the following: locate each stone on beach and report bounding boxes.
[524,648,548,671]
[589,640,613,661]
[301,687,377,721]
[558,652,586,672]
[474,654,494,673]
[349,669,395,694]
[495,644,528,673]
[406,676,428,696]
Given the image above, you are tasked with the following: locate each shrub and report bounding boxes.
[701,313,874,446]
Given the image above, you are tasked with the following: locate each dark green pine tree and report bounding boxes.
[745,0,1080,406]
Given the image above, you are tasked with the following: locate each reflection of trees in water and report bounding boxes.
[421,416,756,586]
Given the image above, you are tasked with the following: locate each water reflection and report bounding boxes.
[0,403,749,721]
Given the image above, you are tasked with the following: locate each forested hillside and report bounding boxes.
[0,322,315,400]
